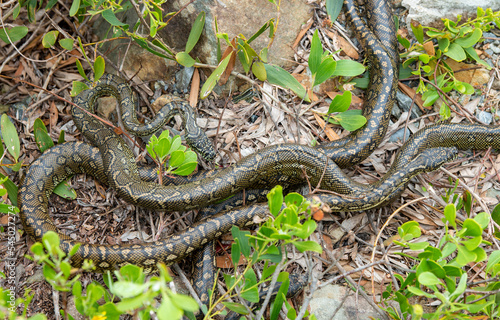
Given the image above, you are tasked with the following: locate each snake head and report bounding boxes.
[186,135,216,161]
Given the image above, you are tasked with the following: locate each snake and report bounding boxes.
[18,0,500,306]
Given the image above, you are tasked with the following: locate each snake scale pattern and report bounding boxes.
[19,0,499,288]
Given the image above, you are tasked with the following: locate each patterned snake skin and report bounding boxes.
[18,0,499,288]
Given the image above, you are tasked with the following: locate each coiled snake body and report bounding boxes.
[19,0,500,276]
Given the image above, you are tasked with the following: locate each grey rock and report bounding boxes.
[175,67,195,93]
[309,284,387,320]
[389,127,411,143]
[486,188,500,199]
[483,33,497,43]
[394,90,422,119]
[401,0,500,26]
[490,44,500,54]
[478,111,493,125]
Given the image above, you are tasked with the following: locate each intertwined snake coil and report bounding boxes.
[19,0,500,277]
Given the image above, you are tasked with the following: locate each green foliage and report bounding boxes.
[204,186,319,319]
[400,8,500,118]
[146,130,198,177]
[382,202,500,319]
[21,232,197,320]
[71,55,106,97]
[0,114,21,205]
[0,283,46,320]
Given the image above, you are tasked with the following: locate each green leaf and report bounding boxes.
[53,180,77,199]
[59,38,74,50]
[185,11,205,53]
[34,118,54,152]
[172,162,197,176]
[270,274,290,320]
[222,302,249,315]
[292,240,322,253]
[248,19,273,44]
[308,30,322,75]
[42,31,59,48]
[58,130,65,144]
[169,150,185,168]
[462,218,482,237]
[313,57,336,87]
[399,221,421,241]
[157,294,183,320]
[0,173,17,206]
[335,111,367,131]
[411,23,424,44]
[486,251,500,274]
[101,9,127,27]
[438,38,450,52]
[264,63,309,101]
[1,114,20,161]
[474,211,490,229]
[0,26,28,43]
[241,287,259,303]
[170,292,199,312]
[267,185,283,217]
[69,0,80,16]
[252,61,267,81]
[407,285,433,298]
[443,203,457,228]
[291,220,317,239]
[94,56,105,82]
[328,91,351,113]
[464,46,490,69]
[454,28,482,48]
[332,60,366,77]
[176,52,196,67]
[326,0,343,21]
[456,244,476,266]
[408,241,429,251]
[43,231,61,252]
[232,226,251,258]
[200,52,233,99]
[444,43,466,61]
[418,271,441,286]
[397,35,411,49]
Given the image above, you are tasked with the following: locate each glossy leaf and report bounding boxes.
[267,185,283,217]
[326,0,343,21]
[264,64,309,101]
[101,9,127,27]
[308,30,322,74]
[1,114,20,161]
[34,118,54,152]
[292,240,322,253]
[59,38,74,50]
[332,60,366,77]
[444,43,466,61]
[200,52,233,99]
[328,91,351,113]
[0,26,28,43]
[42,31,59,48]
[176,52,196,67]
[185,11,205,53]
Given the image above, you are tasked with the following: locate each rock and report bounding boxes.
[93,0,311,85]
[478,111,493,124]
[389,127,411,143]
[309,284,386,320]
[393,90,422,119]
[401,0,500,26]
